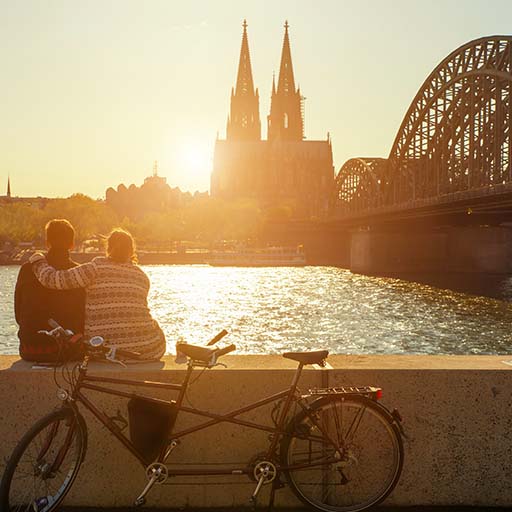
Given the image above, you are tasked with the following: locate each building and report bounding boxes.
[0,177,47,208]
[211,21,334,218]
[105,161,192,219]
[0,176,11,203]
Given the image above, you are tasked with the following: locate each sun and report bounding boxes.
[179,143,211,175]
[169,138,214,190]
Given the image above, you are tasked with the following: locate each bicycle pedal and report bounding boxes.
[249,496,257,512]
[134,496,146,507]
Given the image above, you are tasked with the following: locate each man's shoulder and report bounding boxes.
[16,258,46,290]
[18,260,39,279]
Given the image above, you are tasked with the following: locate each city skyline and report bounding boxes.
[2,0,512,198]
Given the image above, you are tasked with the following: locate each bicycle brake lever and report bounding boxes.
[38,327,64,338]
[106,348,127,368]
[108,357,127,368]
[210,362,227,369]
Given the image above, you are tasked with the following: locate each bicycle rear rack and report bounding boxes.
[306,386,382,400]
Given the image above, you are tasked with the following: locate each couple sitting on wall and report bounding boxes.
[15,219,165,362]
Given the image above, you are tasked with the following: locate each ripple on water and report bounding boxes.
[1,265,512,355]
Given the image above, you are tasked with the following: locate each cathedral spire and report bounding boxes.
[235,20,255,97]
[226,20,261,141]
[6,175,11,198]
[268,21,303,141]
[276,20,296,95]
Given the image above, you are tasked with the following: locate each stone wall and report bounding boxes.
[1,355,511,508]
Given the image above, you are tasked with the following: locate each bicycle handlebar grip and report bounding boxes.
[215,344,236,358]
[48,318,60,329]
[207,329,229,346]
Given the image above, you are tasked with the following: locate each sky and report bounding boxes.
[1,0,512,198]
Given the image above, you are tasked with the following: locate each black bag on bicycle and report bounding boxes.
[128,397,177,461]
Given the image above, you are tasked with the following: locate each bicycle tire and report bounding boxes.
[0,406,87,512]
[281,395,403,512]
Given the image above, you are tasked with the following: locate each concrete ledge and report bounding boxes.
[59,508,507,512]
[1,355,511,508]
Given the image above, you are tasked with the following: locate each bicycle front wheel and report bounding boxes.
[281,395,403,512]
[0,407,87,512]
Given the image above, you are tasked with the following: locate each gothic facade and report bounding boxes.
[211,21,334,218]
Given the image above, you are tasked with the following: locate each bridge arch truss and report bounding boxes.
[333,36,512,219]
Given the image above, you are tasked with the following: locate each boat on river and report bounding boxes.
[208,246,306,267]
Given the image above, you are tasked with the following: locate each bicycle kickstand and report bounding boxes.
[267,479,277,512]
[267,475,285,511]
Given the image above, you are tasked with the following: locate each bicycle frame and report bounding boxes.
[68,356,339,476]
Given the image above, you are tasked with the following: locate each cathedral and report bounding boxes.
[211,21,334,219]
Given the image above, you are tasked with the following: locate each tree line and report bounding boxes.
[0,193,292,248]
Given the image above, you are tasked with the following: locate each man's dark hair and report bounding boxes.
[45,219,75,250]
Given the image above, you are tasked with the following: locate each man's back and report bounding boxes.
[15,248,85,361]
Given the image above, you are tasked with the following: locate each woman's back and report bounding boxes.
[85,257,165,359]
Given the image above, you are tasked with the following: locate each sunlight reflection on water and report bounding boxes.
[2,265,512,355]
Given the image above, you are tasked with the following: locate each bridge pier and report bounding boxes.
[350,226,512,274]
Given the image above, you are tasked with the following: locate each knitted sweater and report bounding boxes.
[30,255,165,360]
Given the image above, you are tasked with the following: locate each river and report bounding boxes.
[1,265,512,355]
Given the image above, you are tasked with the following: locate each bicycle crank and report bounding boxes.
[250,461,277,505]
[134,463,168,507]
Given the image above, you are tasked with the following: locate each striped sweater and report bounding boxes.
[30,255,165,360]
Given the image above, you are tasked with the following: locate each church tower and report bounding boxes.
[6,175,11,198]
[268,21,304,141]
[226,20,261,141]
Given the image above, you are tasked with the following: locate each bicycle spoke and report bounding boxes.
[331,402,343,446]
[284,397,403,512]
[2,410,84,512]
[344,405,366,446]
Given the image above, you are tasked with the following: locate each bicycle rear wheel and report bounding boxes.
[281,395,403,512]
[0,407,87,512]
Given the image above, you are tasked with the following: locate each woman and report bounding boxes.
[29,229,165,360]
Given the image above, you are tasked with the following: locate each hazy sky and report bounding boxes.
[2,0,511,198]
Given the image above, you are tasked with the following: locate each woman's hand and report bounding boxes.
[29,253,45,264]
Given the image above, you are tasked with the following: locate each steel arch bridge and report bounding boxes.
[333,36,512,222]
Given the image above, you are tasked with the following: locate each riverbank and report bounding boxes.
[0,249,309,266]
[0,250,210,266]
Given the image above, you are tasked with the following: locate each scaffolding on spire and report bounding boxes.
[268,21,304,141]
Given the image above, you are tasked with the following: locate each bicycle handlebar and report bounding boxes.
[46,318,231,365]
[44,319,142,362]
[214,343,236,358]
[207,329,229,346]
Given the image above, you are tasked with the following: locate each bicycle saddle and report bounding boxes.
[282,350,329,365]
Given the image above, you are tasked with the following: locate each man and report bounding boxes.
[14,219,85,361]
